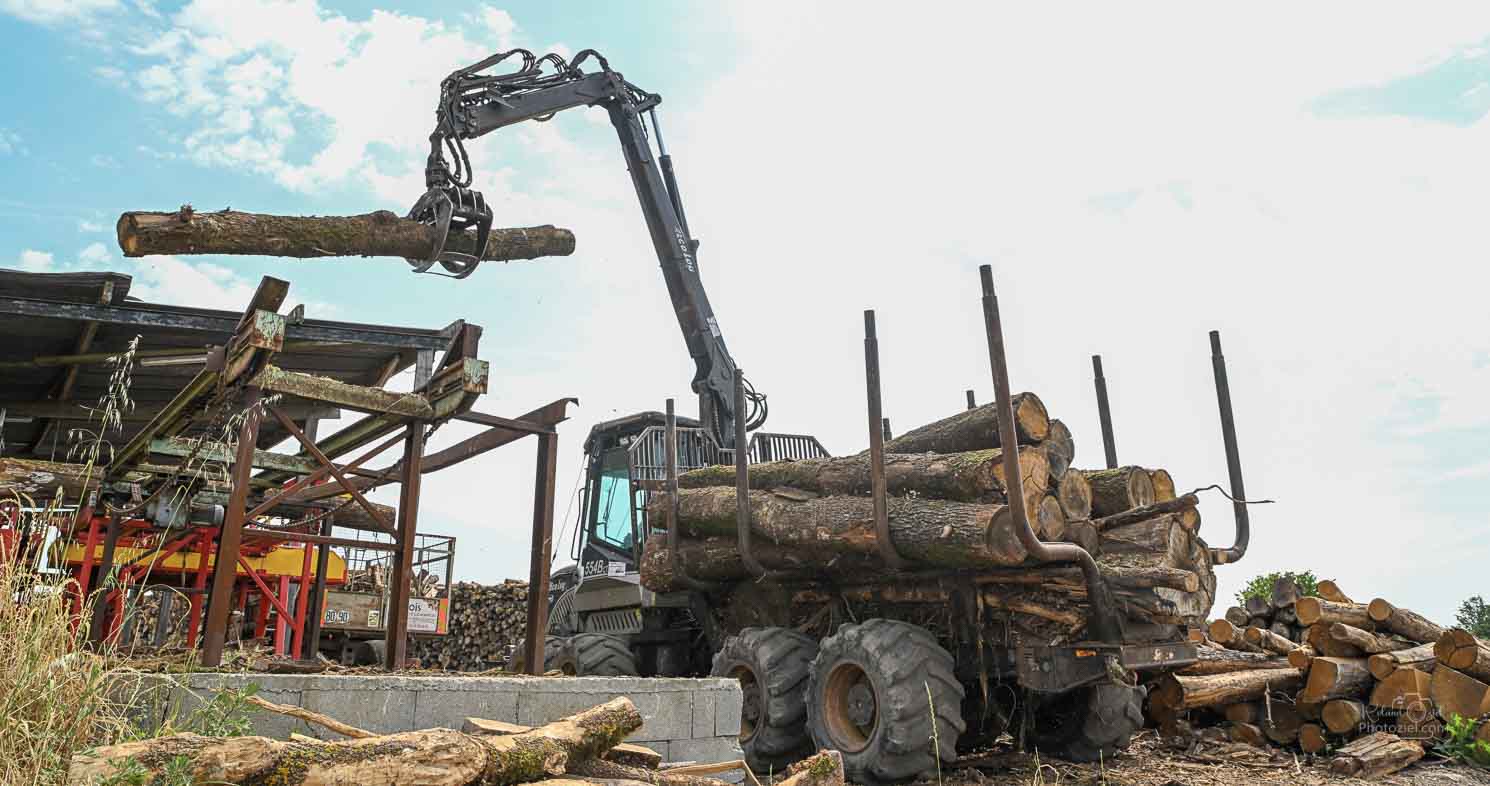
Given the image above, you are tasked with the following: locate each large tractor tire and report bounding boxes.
[711,627,818,772]
[569,633,639,676]
[505,635,573,674]
[1022,682,1145,762]
[806,619,965,785]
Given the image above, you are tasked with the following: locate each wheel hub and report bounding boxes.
[822,661,877,753]
[845,682,876,727]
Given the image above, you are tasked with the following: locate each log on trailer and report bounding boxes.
[881,393,1049,453]
[1081,466,1155,516]
[118,208,576,263]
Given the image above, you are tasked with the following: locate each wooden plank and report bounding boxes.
[250,365,435,419]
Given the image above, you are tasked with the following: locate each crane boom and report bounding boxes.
[408,48,765,441]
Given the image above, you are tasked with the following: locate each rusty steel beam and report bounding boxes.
[521,430,558,675]
[301,517,334,657]
[200,386,263,667]
[28,280,113,453]
[242,528,398,551]
[385,423,426,670]
[269,406,395,534]
[86,513,123,644]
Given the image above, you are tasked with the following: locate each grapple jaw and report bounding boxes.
[405,184,493,279]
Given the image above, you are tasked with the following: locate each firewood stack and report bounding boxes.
[641,392,1216,643]
[1147,580,1490,779]
[409,580,528,671]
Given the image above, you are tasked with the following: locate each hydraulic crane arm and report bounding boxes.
[409,48,765,440]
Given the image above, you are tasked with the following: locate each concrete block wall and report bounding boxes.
[140,674,743,767]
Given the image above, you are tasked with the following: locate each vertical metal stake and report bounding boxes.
[966,389,977,410]
[735,369,768,577]
[201,386,262,666]
[386,424,426,670]
[523,429,559,674]
[1092,355,1118,469]
[1209,330,1250,565]
[864,311,906,570]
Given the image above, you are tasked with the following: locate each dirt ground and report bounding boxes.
[909,731,1490,786]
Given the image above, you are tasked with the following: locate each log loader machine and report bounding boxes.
[413,48,1253,784]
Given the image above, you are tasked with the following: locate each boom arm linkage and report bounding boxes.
[412,48,765,440]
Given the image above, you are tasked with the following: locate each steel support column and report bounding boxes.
[385,424,425,670]
[86,513,122,644]
[302,517,333,659]
[201,386,262,666]
[521,430,558,675]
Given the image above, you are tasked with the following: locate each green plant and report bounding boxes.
[1236,570,1318,605]
[1456,596,1490,639]
[180,684,261,738]
[924,681,943,786]
[1435,714,1490,768]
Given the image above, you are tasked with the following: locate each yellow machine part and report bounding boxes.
[61,541,348,582]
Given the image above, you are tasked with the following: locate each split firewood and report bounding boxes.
[460,717,662,768]
[245,694,374,739]
[1297,723,1329,755]
[1043,419,1075,480]
[1244,626,1298,655]
[412,580,529,671]
[1300,657,1373,703]
[1321,699,1367,735]
[678,447,1048,505]
[1329,623,1415,655]
[1081,466,1156,516]
[1369,666,1433,710]
[1368,643,1438,680]
[1295,597,1372,629]
[1149,669,1304,711]
[1316,580,1353,604]
[117,207,575,263]
[1208,619,1263,653]
[1366,599,1445,644]
[1328,732,1424,779]
[1435,628,1490,682]
[877,394,1048,457]
[67,697,642,786]
[1430,666,1490,723]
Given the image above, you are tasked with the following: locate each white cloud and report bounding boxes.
[89,153,120,169]
[78,242,110,263]
[15,249,54,272]
[0,0,118,24]
[78,220,105,233]
[0,128,23,155]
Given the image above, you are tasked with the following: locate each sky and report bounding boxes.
[2,1,1489,627]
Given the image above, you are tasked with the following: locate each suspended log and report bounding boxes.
[66,697,641,786]
[117,207,576,263]
[1295,597,1372,629]
[1298,723,1329,755]
[655,487,1027,567]
[1043,419,1074,480]
[1366,599,1445,644]
[1036,496,1066,542]
[1328,733,1424,779]
[1299,657,1373,703]
[677,447,1048,505]
[1149,669,1303,711]
[881,394,1049,454]
[1244,626,1298,655]
[1147,468,1176,502]
[1435,629,1490,682]
[1369,666,1433,710]
[1369,643,1438,680]
[1207,619,1262,653]
[1081,466,1155,516]
[1326,623,1413,655]
[1092,494,1198,532]
[1050,470,1092,521]
[1316,580,1353,604]
[1321,699,1367,735]
[1430,666,1490,723]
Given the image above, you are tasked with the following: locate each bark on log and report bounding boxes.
[1321,699,1367,735]
[1043,419,1074,480]
[1300,657,1373,703]
[1296,597,1372,629]
[1148,468,1176,502]
[1208,619,1263,653]
[1270,577,1301,610]
[1304,624,1362,658]
[1328,733,1424,779]
[67,697,641,786]
[1244,596,1271,618]
[881,394,1050,453]
[1262,701,1303,745]
[460,718,662,768]
[1223,703,1261,724]
[1179,648,1296,677]
[1244,625,1298,655]
[1150,669,1304,711]
[640,536,880,592]
[677,448,1048,505]
[1224,606,1252,628]
[1298,723,1329,755]
[1366,599,1445,644]
[1369,643,1438,680]
[569,760,735,786]
[1092,494,1198,532]
[1430,666,1490,723]
[1316,580,1353,604]
[1036,495,1067,542]
[655,487,1028,568]
[0,456,103,505]
[1435,629,1490,682]
[1369,666,1433,710]
[1227,722,1267,747]
[1060,518,1099,554]
[1288,645,1316,671]
[117,207,575,263]
[1050,470,1092,521]
[776,750,845,786]
[1082,466,1155,516]
[1329,623,1414,655]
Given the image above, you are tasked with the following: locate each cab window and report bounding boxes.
[591,449,635,550]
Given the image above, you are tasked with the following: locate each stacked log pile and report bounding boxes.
[643,393,1215,643]
[409,580,527,671]
[344,563,441,598]
[1148,581,1490,779]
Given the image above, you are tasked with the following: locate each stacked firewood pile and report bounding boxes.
[1148,578,1490,779]
[641,393,1215,642]
[67,695,846,786]
[343,563,441,598]
[409,580,528,671]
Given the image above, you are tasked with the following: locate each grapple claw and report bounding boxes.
[405,185,493,279]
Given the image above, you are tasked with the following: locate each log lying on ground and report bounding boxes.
[1430,666,1490,722]
[1435,628,1490,682]
[460,718,662,768]
[569,759,734,786]
[1295,597,1373,629]
[1316,580,1353,604]
[1298,723,1329,755]
[1328,732,1424,779]
[1330,623,1414,655]
[677,447,1048,504]
[117,207,576,262]
[1366,599,1445,644]
[67,697,642,786]
[1179,648,1296,676]
[1262,701,1303,745]
[1149,669,1303,711]
[1300,657,1373,703]
[1244,625,1298,655]
[1043,419,1074,479]
[1082,467,1155,516]
[1228,722,1267,747]
[1369,643,1438,679]
[881,394,1049,453]
[1369,666,1433,710]
[1321,699,1367,735]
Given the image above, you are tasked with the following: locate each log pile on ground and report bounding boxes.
[644,392,1214,643]
[67,696,822,786]
[409,580,527,671]
[1147,580,1490,779]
